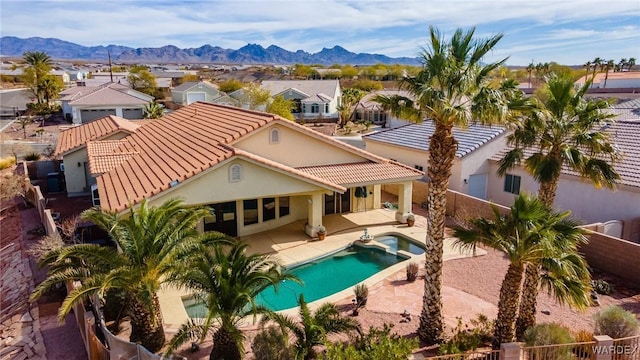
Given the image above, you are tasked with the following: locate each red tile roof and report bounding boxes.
[95,102,423,212]
[297,162,423,187]
[86,141,138,175]
[54,115,141,156]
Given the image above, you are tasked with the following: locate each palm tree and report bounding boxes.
[143,101,165,119]
[527,62,535,88]
[453,194,591,348]
[591,57,603,86]
[498,73,619,338]
[617,58,627,72]
[165,241,297,360]
[603,60,615,88]
[261,294,360,360]
[23,51,53,104]
[39,75,62,107]
[372,26,512,344]
[628,58,636,71]
[30,199,224,352]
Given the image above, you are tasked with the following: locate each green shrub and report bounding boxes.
[439,315,494,355]
[524,323,574,360]
[591,279,613,295]
[251,326,293,360]
[594,306,639,338]
[322,324,417,360]
[23,152,41,161]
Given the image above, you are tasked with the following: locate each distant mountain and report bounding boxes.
[0,37,419,65]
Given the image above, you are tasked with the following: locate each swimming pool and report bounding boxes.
[183,244,408,315]
[375,234,425,255]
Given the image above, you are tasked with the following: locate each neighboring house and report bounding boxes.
[362,122,507,199]
[59,82,154,123]
[575,71,640,89]
[151,70,198,88]
[354,90,413,128]
[486,98,640,233]
[53,115,142,196]
[171,81,221,105]
[85,102,422,238]
[84,72,129,86]
[259,80,342,121]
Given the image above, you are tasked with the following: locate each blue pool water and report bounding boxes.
[183,245,407,316]
[375,234,425,255]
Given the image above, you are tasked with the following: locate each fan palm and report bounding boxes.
[261,294,360,360]
[498,72,619,338]
[453,194,590,348]
[372,26,512,344]
[30,198,226,352]
[23,51,53,104]
[165,241,298,360]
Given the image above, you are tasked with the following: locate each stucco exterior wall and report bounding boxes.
[453,134,507,197]
[62,149,88,194]
[149,158,329,207]
[363,140,430,179]
[487,162,640,224]
[234,124,366,167]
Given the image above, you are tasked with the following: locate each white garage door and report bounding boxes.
[468,173,488,200]
[81,109,116,122]
[186,92,206,104]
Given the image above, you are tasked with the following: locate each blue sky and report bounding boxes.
[1,0,639,66]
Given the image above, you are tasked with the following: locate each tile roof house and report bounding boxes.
[362,122,507,200]
[59,82,154,124]
[54,115,142,196]
[486,105,640,239]
[354,90,414,128]
[258,80,342,121]
[83,102,422,238]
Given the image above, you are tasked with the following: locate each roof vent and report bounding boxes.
[169,179,179,187]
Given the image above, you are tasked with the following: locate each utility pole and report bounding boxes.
[108,51,114,83]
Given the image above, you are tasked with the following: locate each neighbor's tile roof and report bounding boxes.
[86,141,138,175]
[260,80,339,102]
[54,115,141,156]
[95,102,422,212]
[491,121,640,189]
[297,162,423,187]
[363,122,505,158]
[608,98,640,122]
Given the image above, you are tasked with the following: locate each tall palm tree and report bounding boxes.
[603,60,615,88]
[23,51,53,104]
[498,73,619,338]
[617,58,627,72]
[373,26,512,344]
[527,62,535,88]
[165,241,297,360]
[453,194,591,348]
[31,199,224,352]
[591,57,603,86]
[628,58,636,71]
[261,294,360,360]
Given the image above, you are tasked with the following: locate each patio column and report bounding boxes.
[305,191,324,237]
[395,180,413,223]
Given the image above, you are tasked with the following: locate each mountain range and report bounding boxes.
[0,36,420,65]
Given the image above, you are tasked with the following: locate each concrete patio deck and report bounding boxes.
[159,208,486,328]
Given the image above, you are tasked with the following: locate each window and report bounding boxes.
[311,103,319,113]
[324,103,329,113]
[243,199,258,225]
[263,197,276,222]
[279,196,290,217]
[203,206,217,231]
[270,128,280,144]
[414,165,424,171]
[229,164,241,182]
[504,174,521,194]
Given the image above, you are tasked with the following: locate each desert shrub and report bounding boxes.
[0,156,16,170]
[23,152,41,161]
[350,79,383,91]
[524,323,574,360]
[27,233,64,260]
[591,279,613,295]
[594,306,639,338]
[439,315,494,355]
[406,262,419,282]
[0,173,26,201]
[322,324,417,360]
[572,330,594,358]
[251,326,294,360]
